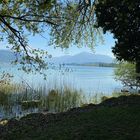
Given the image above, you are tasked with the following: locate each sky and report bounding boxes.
[28,31,116,58]
[0,31,116,58]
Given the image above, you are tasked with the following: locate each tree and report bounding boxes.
[0,0,101,76]
[114,62,140,90]
[0,0,57,76]
[3,0,140,77]
[95,0,140,82]
[50,0,103,49]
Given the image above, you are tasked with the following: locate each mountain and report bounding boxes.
[50,52,114,64]
[0,50,114,65]
[0,50,17,63]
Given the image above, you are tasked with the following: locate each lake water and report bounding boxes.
[0,64,123,119]
[1,64,122,95]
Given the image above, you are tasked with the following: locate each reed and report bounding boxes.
[0,80,113,119]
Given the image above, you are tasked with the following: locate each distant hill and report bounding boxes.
[0,50,114,65]
[50,52,114,64]
[0,50,17,63]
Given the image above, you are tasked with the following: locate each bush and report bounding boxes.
[114,62,140,90]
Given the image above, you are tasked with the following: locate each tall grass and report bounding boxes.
[0,81,85,119]
[0,79,117,119]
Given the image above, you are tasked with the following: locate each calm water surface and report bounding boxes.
[0,65,123,119]
[2,64,122,95]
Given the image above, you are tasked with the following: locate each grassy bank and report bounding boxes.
[0,95,140,140]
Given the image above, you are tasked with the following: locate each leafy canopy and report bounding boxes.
[95,0,140,63]
[0,0,102,76]
[0,0,57,76]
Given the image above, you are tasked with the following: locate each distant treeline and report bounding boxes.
[66,63,117,67]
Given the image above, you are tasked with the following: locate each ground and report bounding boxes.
[0,95,140,140]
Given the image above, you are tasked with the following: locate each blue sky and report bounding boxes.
[0,31,116,58]
[28,31,116,58]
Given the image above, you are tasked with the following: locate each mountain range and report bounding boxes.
[50,52,114,64]
[0,50,16,63]
[0,50,114,64]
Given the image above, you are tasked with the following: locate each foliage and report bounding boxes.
[49,0,103,49]
[0,71,13,85]
[0,0,57,75]
[0,0,102,76]
[95,0,140,74]
[114,62,140,89]
[1,0,140,77]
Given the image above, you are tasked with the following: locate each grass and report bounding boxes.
[1,79,138,120]
[0,82,86,119]
[0,95,140,140]
[1,76,114,120]
[0,79,137,120]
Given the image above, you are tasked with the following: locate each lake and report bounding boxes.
[2,64,122,95]
[0,64,123,119]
